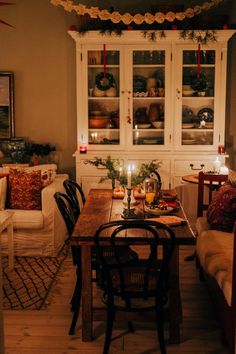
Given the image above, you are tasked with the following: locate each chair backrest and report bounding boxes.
[197,171,228,217]
[63,179,86,221]
[94,219,175,303]
[54,192,75,239]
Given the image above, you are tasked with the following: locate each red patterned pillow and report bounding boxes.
[207,182,236,232]
[8,170,42,210]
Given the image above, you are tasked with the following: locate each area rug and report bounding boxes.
[2,245,69,310]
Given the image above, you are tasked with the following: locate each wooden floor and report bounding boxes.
[3,245,229,354]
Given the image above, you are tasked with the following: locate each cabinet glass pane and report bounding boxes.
[181,49,215,146]
[133,50,165,65]
[87,50,120,145]
[132,50,165,146]
[183,50,215,65]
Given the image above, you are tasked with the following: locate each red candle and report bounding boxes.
[218,145,225,154]
[79,145,87,154]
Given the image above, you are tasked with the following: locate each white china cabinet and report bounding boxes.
[69,30,235,196]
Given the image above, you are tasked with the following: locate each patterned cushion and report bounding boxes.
[26,164,57,187]
[207,181,236,232]
[228,169,236,187]
[7,170,42,210]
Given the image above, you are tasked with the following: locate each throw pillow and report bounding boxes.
[228,169,236,187]
[27,164,57,187]
[207,181,236,232]
[0,176,7,210]
[7,170,42,210]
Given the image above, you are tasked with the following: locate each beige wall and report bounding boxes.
[0,0,236,176]
[0,0,78,177]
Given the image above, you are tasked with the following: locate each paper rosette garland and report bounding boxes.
[50,0,224,25]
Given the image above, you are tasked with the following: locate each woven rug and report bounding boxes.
[2,245,69,310]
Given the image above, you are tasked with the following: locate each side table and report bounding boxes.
[0,211,14,270]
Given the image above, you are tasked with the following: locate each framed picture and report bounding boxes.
[0,71,15,140]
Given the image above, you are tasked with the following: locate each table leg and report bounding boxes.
[168,246,182,344]
[81,245,93,341]
[7,220,14,270]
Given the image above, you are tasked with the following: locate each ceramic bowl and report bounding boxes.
[152,121,164,129]
[89,117,109,129]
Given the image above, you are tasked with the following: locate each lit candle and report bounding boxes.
[219,165,229,175]
[213,157,221,173]
[79,145,87,154]
[127,165,132,188]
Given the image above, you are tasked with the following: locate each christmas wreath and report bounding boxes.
[95,72,115,91]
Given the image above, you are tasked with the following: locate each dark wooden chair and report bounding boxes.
[63,179,86,221]
[54,191,82,335]
[197,171,228,218]
[94,219,176,354]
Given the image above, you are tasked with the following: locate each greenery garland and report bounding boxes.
[95,72,115,91]
[84,156,162,188]
[179,30,217,44]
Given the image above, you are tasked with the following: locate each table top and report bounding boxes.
[72,189,196,245]
[182,174,199,184]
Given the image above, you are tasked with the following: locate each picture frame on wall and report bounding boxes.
[0,71,15,140]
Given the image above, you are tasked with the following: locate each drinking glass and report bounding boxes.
[144,178,158,206]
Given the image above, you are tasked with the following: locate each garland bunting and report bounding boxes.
[50,0,225,25]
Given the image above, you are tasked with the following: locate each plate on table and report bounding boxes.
[144,204,174,215]
[162,192,177,202]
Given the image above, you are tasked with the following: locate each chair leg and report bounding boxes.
[69,247,82,335]
[155,300,167,354]
[69,263,82,335]
[103,307,115,354]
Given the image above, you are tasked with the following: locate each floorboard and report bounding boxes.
[3,245,229,354]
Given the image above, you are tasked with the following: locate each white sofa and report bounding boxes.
[0,174,69,257]
[196,216,236,353]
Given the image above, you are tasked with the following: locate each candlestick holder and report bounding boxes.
[122,187,137,219]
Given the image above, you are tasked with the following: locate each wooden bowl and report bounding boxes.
[89,117,109,129]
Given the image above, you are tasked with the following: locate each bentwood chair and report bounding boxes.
[63,179,86,221]
[54,192,82,335]
[197,171,228,218]
[94,219,176,354]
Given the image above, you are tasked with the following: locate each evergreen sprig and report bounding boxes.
[84,156,162,187]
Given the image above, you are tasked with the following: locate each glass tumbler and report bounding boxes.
[144,178,159,206]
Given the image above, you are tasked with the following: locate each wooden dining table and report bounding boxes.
[72,188,196,344]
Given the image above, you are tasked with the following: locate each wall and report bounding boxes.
[0,0,78,177]
[0,0,236,176]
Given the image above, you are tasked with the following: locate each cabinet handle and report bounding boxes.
[121,90,125,94]
[190,163,205,171]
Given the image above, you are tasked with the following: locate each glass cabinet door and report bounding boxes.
[87,48,121,147]
[178,47,216,148]
[130,46,170,148]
